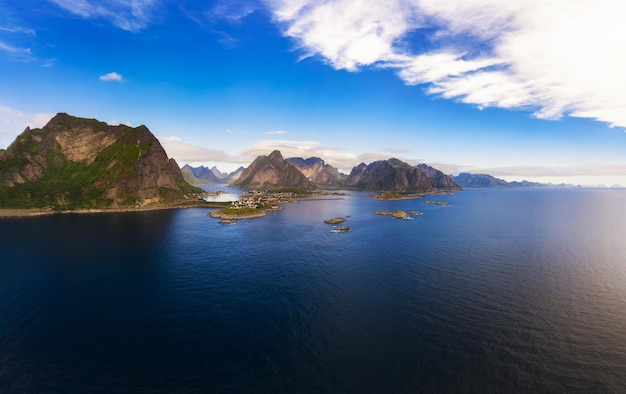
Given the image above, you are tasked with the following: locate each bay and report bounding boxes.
[1,188,625,393]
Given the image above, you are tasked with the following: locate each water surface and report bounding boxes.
[1,188,625,392]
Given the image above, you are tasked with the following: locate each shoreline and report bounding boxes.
[0,201,221,218]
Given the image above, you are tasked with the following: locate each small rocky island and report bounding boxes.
[371,191,424,200]
[375,210,422,219]
[425,200,450,205]
[324,217,350,232]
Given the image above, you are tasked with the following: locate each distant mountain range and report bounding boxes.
[184,151,461,192]
[451,173,510,188]
[181,164,243,185]
[451,173,580,188]
[0,113,201,209]
[184,158,585,192]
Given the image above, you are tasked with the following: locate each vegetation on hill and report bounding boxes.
[0,113,201,210]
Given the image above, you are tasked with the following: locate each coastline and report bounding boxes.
[0,200,220,218]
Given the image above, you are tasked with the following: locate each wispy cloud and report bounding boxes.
[386,147,411,154]
[0,41,31,55]
[266,130,288,135]
[109,119,133,127]
[268,0,626,128]
[474,163,626,178]
[180,0,259,48]
[48,0,158,32]
[0,26,36,36]
[0,24,35,61]
[0,105,54,147]
[99,72,123,82]
[412,161,626,186]
[206,0,257,23]
[158,136,239,163]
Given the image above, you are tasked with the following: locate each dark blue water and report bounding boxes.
[1,189,625,393]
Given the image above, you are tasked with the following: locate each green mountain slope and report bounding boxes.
[0,113,201,209]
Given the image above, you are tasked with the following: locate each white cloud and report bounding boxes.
[158,137,360,173]
[109,119,133,127]
[0,41,32,56]
[0,26,36,36]
[99,72,123,82]
[437,161,626,186]
[48,0,158,32]
[207,0,257,23]
[473,163,626,178]
[244,139,349,169]
[158,136,240,163]
[266,130,288,135]
[385,147,412,154]
[0,105,54,147]
[268,0,626,128]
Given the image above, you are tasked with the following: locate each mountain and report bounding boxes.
[452,172,511,188]
[181,164,224,185]
[417,164,460,189]
[181,164,243,185]
[508,180,579,188]
[230,150,315,190]
[345,158,458,192]
[181,165,203,185]
[285,157,345,188]
[452,173,580,188]
[210,166,227,179]
[0,113,201,209]
[224,166,244,183]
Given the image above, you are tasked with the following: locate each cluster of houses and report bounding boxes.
[229,190,298,210]
[230,195,264,209]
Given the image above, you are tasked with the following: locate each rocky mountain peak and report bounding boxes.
[0,113,200,209]
[285,156,344,188]
[345,158,457,192]
[230,150,314,190]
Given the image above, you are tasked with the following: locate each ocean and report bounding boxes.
[1,188,625,393]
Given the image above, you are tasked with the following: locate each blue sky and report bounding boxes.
[1,0,626,186]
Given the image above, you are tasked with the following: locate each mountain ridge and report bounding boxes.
[230,150,315,190]
[285,157,345,188]
[0,113,201,209]
[345,158,459,192]
[452,172,581,188]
